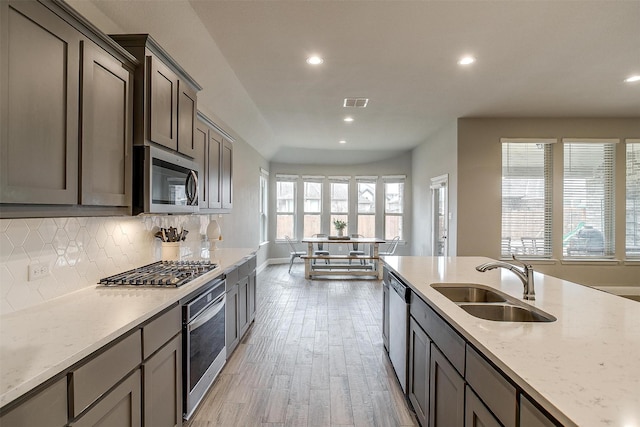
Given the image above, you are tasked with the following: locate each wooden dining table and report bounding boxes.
[301,236,386,279]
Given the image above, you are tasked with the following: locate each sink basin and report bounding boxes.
[459,304,556,323]
[431,284,507,303]
[431,283,556,323]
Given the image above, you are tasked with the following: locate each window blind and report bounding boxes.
[563,140,616,258]
[626,141,640,258]
[501,141,553,258]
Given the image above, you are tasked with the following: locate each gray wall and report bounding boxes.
[268,152,413,260]
[457,118,640,287]
[411,121,458,256]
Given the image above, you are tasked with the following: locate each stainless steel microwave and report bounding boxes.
[133,145,199,214]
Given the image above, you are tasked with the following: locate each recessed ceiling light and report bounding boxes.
[624,75,640,83]
[339,140,347,144]
[458,55,476,66]
[344,117,354,122]
[306,55,323,65]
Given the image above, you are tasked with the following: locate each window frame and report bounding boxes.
[275,175,297,241]
[625,139,640,259]
[383,176,405,241]
[356,177,377,237]
[259,168,269,245]
[329,178,350,235]
[303,177,323,238]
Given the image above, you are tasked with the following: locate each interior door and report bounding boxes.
[430,174,449,256]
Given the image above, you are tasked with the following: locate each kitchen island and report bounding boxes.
[0,248,256,411]
[382,256,639,427]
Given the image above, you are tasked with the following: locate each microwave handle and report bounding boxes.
[186,170,198,205]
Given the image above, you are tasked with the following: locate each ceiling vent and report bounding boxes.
[343,98,369,108]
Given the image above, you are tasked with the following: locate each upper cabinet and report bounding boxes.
[195,112,234,212]
[110,34,201,158]
[0,0,137,217]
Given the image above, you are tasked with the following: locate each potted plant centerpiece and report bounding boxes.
[333,219,347,238]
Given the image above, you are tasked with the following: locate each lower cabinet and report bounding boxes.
[465,386,501,427]
[408,317,430,427]
[142,334,182,427]
[520,395,558,427]
[429,344,465,426]
[0,377,67,427]
[238,276,249,337]
[226,281,240,355]
[248,269,257,322]
[70,370,141,427]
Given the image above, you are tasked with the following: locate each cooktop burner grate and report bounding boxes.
[98,260,218,287]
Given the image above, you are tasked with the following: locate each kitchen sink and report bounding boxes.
[431,284,507,303]
[431,283,556,323]
[458,303,556,322]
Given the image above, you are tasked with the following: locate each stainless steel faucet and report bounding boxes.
[476,255,535,300]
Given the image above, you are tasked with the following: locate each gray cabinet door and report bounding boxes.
[238,276,249,337]
[194,121,209,209]
[143,334,182,427]
[520,395,558,427]
[80,40,132,207]
[0,1,79,204]
[221,139,233,209]
[149,55,178,151]
[208,133,223,209]
[465,386,501,427]
[0,377,67,427]
[70,369,141,427]
[177,83,197,158]
[408,317,430,427]
[429,344,465,427]
[225,284,239,355]
[248,270,256,322]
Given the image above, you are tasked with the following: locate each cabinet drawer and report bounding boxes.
[238,259,250,278]
[520,395,558,427]
[465,346,516,427]
[72,330,142,417]
[247,255,256,272]
[225,267,238,290]
[410,293,465,375]
[0,377,67,427]
[142,305,181,360]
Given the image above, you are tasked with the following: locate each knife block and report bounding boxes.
[161,242,181,261]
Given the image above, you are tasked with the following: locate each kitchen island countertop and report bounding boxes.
[382,256,639,427]
[0,247,256,408]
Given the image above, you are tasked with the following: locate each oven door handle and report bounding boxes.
[188,296,224,332]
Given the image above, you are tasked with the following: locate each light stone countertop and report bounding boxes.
[0,247,256,408]
[382,256,640,427]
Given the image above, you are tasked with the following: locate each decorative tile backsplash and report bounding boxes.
[0,215,219,314]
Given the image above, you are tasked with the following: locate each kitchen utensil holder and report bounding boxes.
[161,242,181,261]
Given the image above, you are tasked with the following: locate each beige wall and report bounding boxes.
[457,118,640,287]
[411,121,458,256]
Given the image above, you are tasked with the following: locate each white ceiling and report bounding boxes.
[82,0,640,164]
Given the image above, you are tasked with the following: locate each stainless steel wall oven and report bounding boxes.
[182,277,226,419]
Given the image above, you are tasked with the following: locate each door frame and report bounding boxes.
[430,174,449,256]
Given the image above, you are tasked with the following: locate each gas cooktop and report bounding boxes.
[98,260,217,287]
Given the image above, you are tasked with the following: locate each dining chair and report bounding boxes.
[312,233,330,264]
[348,234,366,265]
[285,236,307,273]
[379,236,400,256]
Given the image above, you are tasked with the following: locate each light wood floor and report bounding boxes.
[186,263,418,427]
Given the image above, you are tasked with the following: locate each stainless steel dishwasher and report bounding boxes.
[388,272,410,393]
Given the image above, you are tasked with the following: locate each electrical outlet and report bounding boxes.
[28,263,50,281]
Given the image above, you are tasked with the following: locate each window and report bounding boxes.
[259,169,269,244]
[276,177,296,240]
[501,140,553,258]
[563,140,616,258]
[330,180,349,235]
[626,141,640,258]
[384,178,404,240]
[303,180,322,237]
[357,179,376,237]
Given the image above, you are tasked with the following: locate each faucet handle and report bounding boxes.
[511,254,532,270]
